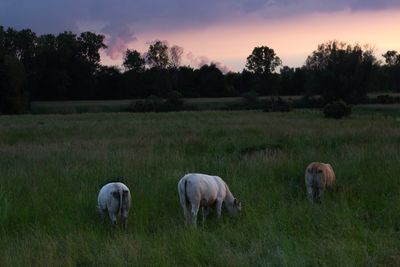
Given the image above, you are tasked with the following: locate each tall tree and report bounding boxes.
[305,40,378,103]
[169,45,183,69]
[246,46,281,74]
[0,49,29,114]
[194,64,226,97]
[381,50,400,92]
[382,50,400,66]
[123,49,145,72]
[78,31,107,66]
[146,40,169,69]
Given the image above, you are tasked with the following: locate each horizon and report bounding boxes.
[1,1,400,72]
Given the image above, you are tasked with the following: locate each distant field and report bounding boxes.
[1,110,400,266]
[29,93,400,114]
[30,95,303,114]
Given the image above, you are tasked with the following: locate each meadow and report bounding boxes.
[0,110,400,266]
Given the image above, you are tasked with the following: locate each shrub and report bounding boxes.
[323,100,352,119]
[129,92,184,112]
[242,91,260,107]
[375,94,400,104]
[292,96,326,109]
[264,97,292,112]
[164,90,184,111]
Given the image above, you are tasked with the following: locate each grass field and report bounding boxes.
[29,96,302,114]
[1,110,400,266]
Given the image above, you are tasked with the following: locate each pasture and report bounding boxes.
[0,110,400,266]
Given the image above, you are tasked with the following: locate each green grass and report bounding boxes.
[1,110,400,266]
[30,96,302,114]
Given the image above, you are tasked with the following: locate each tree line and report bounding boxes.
[1,26,400,114]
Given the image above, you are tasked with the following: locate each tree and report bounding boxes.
[123,49,145,72]
[279,66,305,95]
[78,31,107,66]
[0,49,29,114]
[246,46,281,74]
[382,50,400,66]
[169,45,183,69]
[95,66,122,99]
[381,50,400,92]
[304,40,378,103]
[146,40,169,69]
[194,64,226,97]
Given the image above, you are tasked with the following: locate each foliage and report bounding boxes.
[128,92,184,112]
[323,100,352,119]
[382,50,400,66]
[165,90,184,111]
[241,91,260,107]
[279,66,306,95]
[292,96,326,109]
[264,97,292,112]
[169,45,184,69]
[381,50,400,92]
[193,64,226,97]
[2,25,400,109]
[304,40,378,104]
[123,49,145,72]
[0,50,29,114]
[246,46,282,74]
[374,94,400,104]
[146,40,170,69]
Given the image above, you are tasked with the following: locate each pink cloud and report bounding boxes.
[103,25,137,60]
[186,52,230,73]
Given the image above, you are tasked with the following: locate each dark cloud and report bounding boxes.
[2,1,399,33]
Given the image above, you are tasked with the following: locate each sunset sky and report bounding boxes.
[1,0,400,72]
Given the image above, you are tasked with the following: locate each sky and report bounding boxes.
[1,0,400,72]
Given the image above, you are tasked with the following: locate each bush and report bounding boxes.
[128,92,184,112]
[242,91,259,106]
[323,100,352,119]
[164,90,184,111]
[292,96,326,109]
[374,94,400,104]
[264,97,292,112]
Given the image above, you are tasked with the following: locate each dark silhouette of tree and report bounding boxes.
[304,40,378,103]
[280,66,305,95]
[172,66,196,97]
[146,40,169,69]
[95,66,122,99]
[78,32,107,67]
[194,64,226,97]
[123,49,145,72]
[382,50,400,66]
[2,25,399,109]
[169,45,183,69]
[381,50,400,92]
[246,46,281,74]
[0,49,29,114]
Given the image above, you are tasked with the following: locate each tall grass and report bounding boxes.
[0,111,400,266]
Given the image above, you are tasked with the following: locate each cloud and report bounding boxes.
[186,52,230,73]
[3,1,400,34]
[1,0,400,65]
[102,25,137,59]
